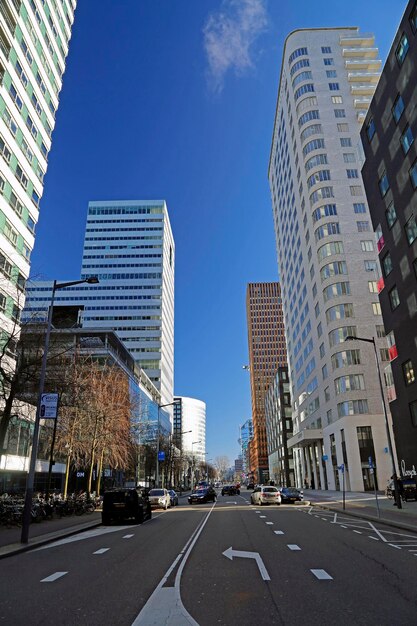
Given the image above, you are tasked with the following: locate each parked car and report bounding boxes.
[221,485,240,496]
[250,486,281,506]
[188,487,217,504]
[168,490,179,506]
[280,487,303,503]
[101,488,152,525]
[148,488,171,510]
[247,482,255,490]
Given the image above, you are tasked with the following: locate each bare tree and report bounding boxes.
[214,455,230,480]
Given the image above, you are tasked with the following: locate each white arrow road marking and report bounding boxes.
[41,571,68,583]
[93,548,109,554]
[311,569,332,580]
[222,547,270,581]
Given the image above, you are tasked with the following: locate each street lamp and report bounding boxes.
[156,401,180,488]
[345,335,402,509]
[21,276,99,544]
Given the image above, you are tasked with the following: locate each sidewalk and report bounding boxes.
[0,491,193,559]
[306,489,417,533]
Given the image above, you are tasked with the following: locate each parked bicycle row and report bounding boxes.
[0,492,101,528]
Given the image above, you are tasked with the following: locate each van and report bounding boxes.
[102,488,152,525]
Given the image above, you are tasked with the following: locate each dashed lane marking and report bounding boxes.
[266,522,274,525]
[311,569,333,580]
[388,544,401,549]
[287,544,301,551]
[260,516,266,519]
[123,534,134,539]
[41,571,68,583]
[274,531,284,535]
[369,536,379,540]
[93,548,110,554]
[353,530,362,535]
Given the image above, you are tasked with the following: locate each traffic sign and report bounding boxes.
[40,393,59,419]
[158,451,165,461]
[368,456,374,469]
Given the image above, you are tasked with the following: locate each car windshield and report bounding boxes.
[263,487,278,493]
[169,490,176,496]
[149,489,164,496]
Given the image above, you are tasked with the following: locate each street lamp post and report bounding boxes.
[191,440,201,489]
[345,335,402,509]
[21,277,99,544]
[156,401,179,488]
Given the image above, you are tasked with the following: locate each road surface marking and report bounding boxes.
[341,525,347,528]
[41,571,68,583]
[311,569,333,580]
[226,501,237,504]
[388,544,401,549]
[266,522,273,525]
[369,536,379,540]
[123,534,134,539]
[274,531,284,535]
[260,515,266,518]
[353,530,362,535]
[222,547,270,581]
[321,518,327,521]
[93,548,109,554]
[287,544,301,551]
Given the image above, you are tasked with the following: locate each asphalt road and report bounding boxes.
[0,491,416,625]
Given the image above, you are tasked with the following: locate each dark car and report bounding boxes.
[221,485,240,496]
[188,487,217,504]
[247,482,255,490]
[168,490,179,506]
[102,488,152,525]
[280,487,303,504]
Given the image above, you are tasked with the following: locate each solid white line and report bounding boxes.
[369,536,379,540]
[311,569,333,580]
[353,530,362,535]
[123,534,134,539]
[41,571,68,583]
[93,548,109,554]
[388,544,402,549]
[274,531,284,535]
[287,544,301,551]
[266,522,273,525]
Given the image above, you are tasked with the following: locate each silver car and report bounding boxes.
[250,486,281,506]
[148,488,171,510]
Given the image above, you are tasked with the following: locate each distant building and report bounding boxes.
[246,282,287,484]
[361,0,417,476]
[265,367,294,487]
[173,396,206,463]
[239,418,253,475]
[23,199,175,407]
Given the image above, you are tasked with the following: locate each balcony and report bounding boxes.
[340,33,375,47]
[345,59,382,71]
[377,234,385,252]
[342,47,379,58]
[350,84,376,96]
[354,97,372,108]
[0,3,16,36]
[348,72,380,83]
[388,344,398,361]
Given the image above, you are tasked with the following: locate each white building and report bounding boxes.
[23,199,175,407]
[268,28,394,492]
[173,396,206,463]
[0,0,75,341]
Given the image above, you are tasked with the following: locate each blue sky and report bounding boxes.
[31,0,405,465]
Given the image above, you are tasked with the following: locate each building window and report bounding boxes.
[298,109,320,128]
[347,169,359,179]
[344,153,356,163]
[392,94,405,123]
[382,253,393,277]
[401,126,414,154]
[410,160,417,189]
[292,71,313,88]
[403,360,415,385]
[322,46,332,54]
[395,33,409,66]
[290,58,310,77]
[288,47,308,65]
[356,221,370,232]
[340,137,352,147]
[294,83,315,101]
[329,83,340,91]
[364,260,377,272]
[405,217,417,245]
[372,302,382,315]
[312,203,337,223]
[319,343,325,358]
[307,169,331,189]
[338,400,369,417]
[350,186,362,196]
[354,203,366,213]
[414,257,417,279]
[301,124,324,143]
[368,281,378,293]
[324,58,334,66]
[386,202,397,228]
[305,153,328,172]
[378,172,390,197]
[366,118,376,141]
[361,240,374,252]
[326,70,337,78]
[389,286,400,310]
[334,109,346,119]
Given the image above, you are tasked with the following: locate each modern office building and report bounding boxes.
[269,28,394,492]
[238,418,253,475]
[246,282,287,484]
[361,0,417,476]
[265,367,294,487]
[173,396,206,463]
[23,199,175,407]
[0,0,75,342]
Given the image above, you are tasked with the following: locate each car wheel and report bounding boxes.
[135,509,144,524]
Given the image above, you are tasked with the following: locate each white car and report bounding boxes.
[148,488,171,510]
[250,486,281,506]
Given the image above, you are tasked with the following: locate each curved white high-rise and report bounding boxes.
[173,396,206,462]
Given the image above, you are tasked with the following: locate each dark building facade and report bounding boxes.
[246,282,287,484]
[361,0,417,476]
[265,367,294,487]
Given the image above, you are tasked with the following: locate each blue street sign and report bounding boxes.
[158,451,165,461]
[368,456,373,469]
[338,463,344,473]
[322,455,328,461]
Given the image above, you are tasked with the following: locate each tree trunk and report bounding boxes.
[0,391,17,453]
[96,448,104,495]
[63,453,71,498]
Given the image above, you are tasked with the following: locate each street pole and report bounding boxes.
[45,397,60,500]
[21,277,98,544]
[345,336,402,509]
[156,405,160,488]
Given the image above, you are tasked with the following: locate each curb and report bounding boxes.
[0,518,102,560]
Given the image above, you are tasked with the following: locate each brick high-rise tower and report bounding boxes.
[246,282,287,483]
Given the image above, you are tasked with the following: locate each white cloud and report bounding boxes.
[203,0,269,93]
